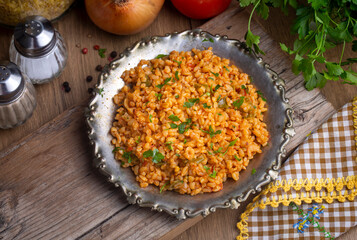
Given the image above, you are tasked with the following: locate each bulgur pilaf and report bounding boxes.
[110,47,269,195]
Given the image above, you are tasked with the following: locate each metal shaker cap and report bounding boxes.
[14,16,56,58]
[0,61,25,103]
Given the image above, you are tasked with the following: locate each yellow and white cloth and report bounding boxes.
[237,98,357,239]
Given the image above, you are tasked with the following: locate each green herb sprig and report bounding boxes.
[143,148,165,164]
[240,0,357,90]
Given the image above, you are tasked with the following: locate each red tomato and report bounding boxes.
[171,0,231,19]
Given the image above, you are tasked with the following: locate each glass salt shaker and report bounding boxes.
[9,15,68,84]
[0,61,37,129]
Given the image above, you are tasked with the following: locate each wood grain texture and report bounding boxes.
[0,2,356,240]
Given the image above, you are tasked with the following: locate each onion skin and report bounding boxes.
[85,0,165,35]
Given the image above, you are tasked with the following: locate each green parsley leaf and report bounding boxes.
[170,123,178,129]
[203,103,211,109]
[214,147,223,154]
[210,71,219,77]
[143,149,153,158]
[251,168,256,175]
[241,85,248,93]
[136,136,141,144]
[155,54,168,59]
[178,122,187,134]
[143,148,164,164]
[203,165,210,172]
[175,71,179,81]
[224,66,230,72]
[184,139,187,144]
[149,114,153,123]
[173,60,182,67]
[123,151,132,163]
[165,142,173,150]
[98,88,104,97]
[214,84,221,91]
[156,77,172,89]
[234,155,241,161]
[209,167,217,178]
[233,96,245,109]
[175,153,180,157]
[160,182,169,193]
[175,95,179,99]
[256,90,266,101]
[112,147,122,153]
[183,98,200,108]
[201,125,222,138]
[202,38,214,43]
[217,95,221,102]
[210,143,213,149]
[169,114,180,121]
[155,93,163,100]
[98,48,106,58]
[223,138,238,155]
[208,77,215,81]
[218,113,222,116]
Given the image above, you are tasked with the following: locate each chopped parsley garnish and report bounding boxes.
[173,60,182,67]
[241,85,248,92]
[203,165,210,172]
[160,182,169,193]
[143,148,165,164]
[224,66,230,72]
[183,98,200,108]
[98,48,106,58]
[233,96,245,109]
[175,71,179,81]
[217,95,221,102]
[210,71,219,77]
[98,88,104,97]
[208,77,215,81]
[123,151,132,163]
[170,123,178,129]
[175,94,179,99]
[149,114,153,123]
[156,77,172,89]
[218,113,222,116]
[204,92,211,96]
[257,90,266,101]
[214,147,223,154]
[208,151,213,155]
[223,138,238,155]
[155,93,163,100]
[184,139,187,144]
[168,114,180,121]
[165,141,173,150]
[178,118,192,134]
[155,54,168,59]
[209,167,217,178]
[112,147,122,153]
[203,103,211,109]
[234,155,241,161]
[202,38,214,43]
[136,136,141,144]
[210,143,213,149]
[251,168,256,175]
[201,125,222,138]
[214,84,221,91]
[144,101,149,106]
[175,153,180,157]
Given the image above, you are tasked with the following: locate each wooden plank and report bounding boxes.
[0,5,343,240]
[0,1,194,151]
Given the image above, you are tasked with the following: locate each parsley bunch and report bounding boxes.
[240,0,357,90]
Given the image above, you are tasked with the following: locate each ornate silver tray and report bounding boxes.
[85,29,294,220]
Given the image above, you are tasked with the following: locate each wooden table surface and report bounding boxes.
[0,1,356,240]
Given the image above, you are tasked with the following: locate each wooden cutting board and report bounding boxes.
[0,6,340,240]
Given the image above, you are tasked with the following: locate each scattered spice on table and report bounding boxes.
[75,43,81,48]
[96,65,103,71]
[93,45,100,50]
[62,81,69,88]
[110,51,117,58]
[82,48,88,54]
[88,88,94,94]
[86,75,93,82]
[87,34,92,38]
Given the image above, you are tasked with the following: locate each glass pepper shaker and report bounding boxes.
[9,15,68,84]
[0,61,37,129]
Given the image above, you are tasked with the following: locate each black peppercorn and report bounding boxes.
[96,65,103,71]
[86,75,93,82]
[64,86,71,93]
[62,81,69,88]
[88,88,94,94]
[110,51,118,59]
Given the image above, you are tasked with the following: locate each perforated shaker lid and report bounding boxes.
[14,16,56,57]
[0,61,25,103]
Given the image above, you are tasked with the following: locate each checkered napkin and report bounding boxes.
[237,100,357,239]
